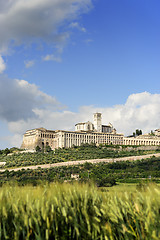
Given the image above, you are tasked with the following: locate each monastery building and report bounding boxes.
[21,113,160,150]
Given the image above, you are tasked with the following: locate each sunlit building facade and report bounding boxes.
[21,113,160,150]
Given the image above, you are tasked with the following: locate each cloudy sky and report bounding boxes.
[0,0,160,149]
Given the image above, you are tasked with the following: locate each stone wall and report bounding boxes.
[120,145,160,151]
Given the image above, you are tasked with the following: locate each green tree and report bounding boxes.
[95,177,116,187]
[4,148,11,155]
[35,146,41,152]
[150,130,155,136]
[45,145,52,152]
[136,129,142,136]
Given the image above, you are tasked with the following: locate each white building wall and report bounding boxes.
[123,137,160,146]
[75,121,94,131]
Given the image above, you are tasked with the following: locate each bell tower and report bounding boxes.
[93,113,102,132]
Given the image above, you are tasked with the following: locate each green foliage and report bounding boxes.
[132,129,142,137]
[136,129,142,136]
[2,148,11,155]
[95,177,116,187]
[150,130,155,136]
[0,144,158,169]
[0,145,160,187]
[45,145,52,152]
[0,156,160,185]
[0,147,23,156]
[136,182,148,191]
[35,145,41,152]
[0,183,159,239]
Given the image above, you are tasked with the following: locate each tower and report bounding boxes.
[93,113,102,132]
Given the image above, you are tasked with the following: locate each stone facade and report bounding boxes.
[154,129,160,136]
[21,113,123,150]
[123,135,160,146]
[21,113,160,150]
[21,128,124,150]
[21,128,63,150]
[94,113,102,132]
[75,121,94,131]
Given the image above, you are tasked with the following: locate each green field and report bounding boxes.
[104,183,138,192]
[0,182,159,239]
[0,146,159,239]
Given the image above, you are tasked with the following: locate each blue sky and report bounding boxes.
[0,0,160,149]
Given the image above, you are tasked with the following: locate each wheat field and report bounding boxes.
[0,182,159,239]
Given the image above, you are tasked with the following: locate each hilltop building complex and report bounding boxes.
[21,113,160,150]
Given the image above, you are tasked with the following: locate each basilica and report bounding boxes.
[21,113,160,150]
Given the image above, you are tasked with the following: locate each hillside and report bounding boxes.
[0,154,160,186]
[0,144,160,169]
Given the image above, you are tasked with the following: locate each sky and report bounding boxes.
[0,0,160,149]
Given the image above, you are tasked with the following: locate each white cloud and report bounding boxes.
[42,54,61,62]
[0,0,93,55]
[6,134,22,149]
[24,60,35,68]
[0,76,63,122]
[0,55,6,73]
[100,92,160,135]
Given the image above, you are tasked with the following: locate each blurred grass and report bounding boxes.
[0,182,159,239]
[102,183,138,193]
